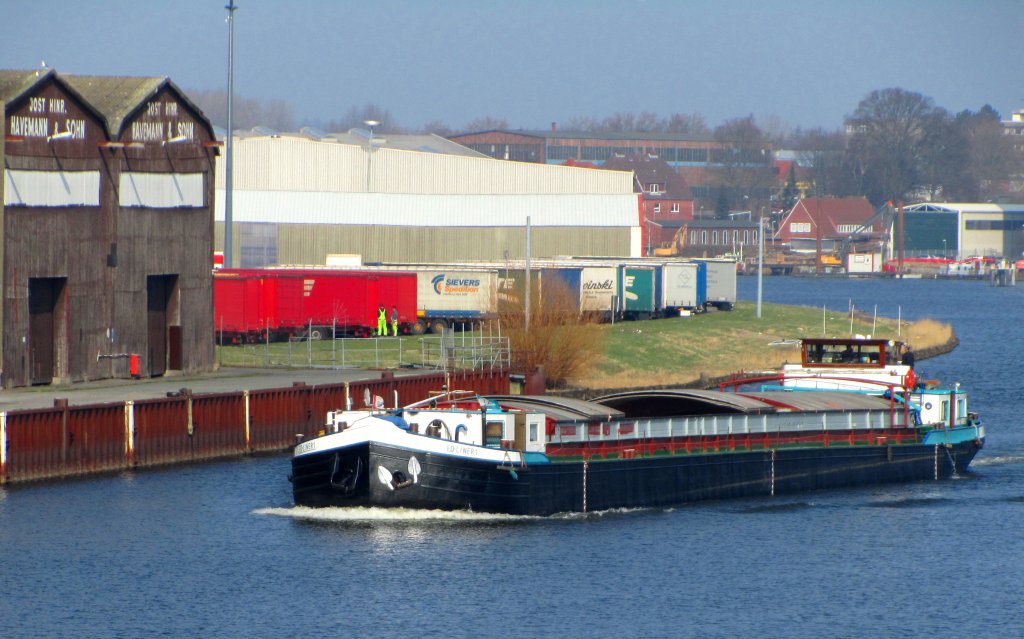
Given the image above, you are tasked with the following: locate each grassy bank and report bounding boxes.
[214,301,955,391]
[574,301,954,390]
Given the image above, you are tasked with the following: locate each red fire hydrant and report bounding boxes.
[129,353,140,379]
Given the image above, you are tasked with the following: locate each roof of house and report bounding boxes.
[602,154,690,198]
[778,197,880,238]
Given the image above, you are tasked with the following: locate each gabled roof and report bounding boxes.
[0,68,54,105]
[779,197,878,237]
[1,68,111,137]
[602,153,690,198]
[62,74,214,139]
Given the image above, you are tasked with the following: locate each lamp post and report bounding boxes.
[364,119,379,192]
[942,238,947,258]
[757,208,765,319]
[224,0,238,268]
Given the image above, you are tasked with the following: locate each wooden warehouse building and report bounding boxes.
[1,68,217,388]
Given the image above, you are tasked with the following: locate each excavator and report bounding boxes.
[653,224,687,257]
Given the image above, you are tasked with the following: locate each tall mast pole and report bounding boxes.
[224,1,237,268]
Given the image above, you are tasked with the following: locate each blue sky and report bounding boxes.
[3,0,1021,131]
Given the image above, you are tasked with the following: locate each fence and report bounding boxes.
[0,369,510,485]
[224,330,511,371]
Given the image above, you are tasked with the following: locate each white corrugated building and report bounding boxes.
[213,131,641,266]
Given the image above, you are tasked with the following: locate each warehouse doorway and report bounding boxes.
[147,274,179,377]
[28,277,67,385]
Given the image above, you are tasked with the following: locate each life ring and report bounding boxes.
[904,368,916,389]
[924,402,933,410]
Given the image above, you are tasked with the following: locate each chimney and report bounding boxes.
[551,121,557,132]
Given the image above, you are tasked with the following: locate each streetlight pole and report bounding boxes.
[364,119,378,192]
[757,210,765,319]
[224,0,237,268]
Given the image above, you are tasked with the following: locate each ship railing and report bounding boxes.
[719,372,914,433]
[549,409,911,446]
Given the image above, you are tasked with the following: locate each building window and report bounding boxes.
[649,183,662,194]
[691,230,699,245]
[547,145,578,161]
[790,222,811,233]
[671,203,680,213]
[744,230,749,244]
[712,231,718,244]
[701,231,708,244]
[653,203,661,213]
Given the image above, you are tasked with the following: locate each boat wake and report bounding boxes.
[866,496,955,509]
[971,454,1024,467]
[254,505,659,523]
[253,505,540,523]
[736,501,818,514]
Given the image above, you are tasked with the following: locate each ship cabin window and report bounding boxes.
[529,422,538,443]
[940,401,949,421]
[485,421,504,447]
[806,342,882,365]
[957,397,966,419]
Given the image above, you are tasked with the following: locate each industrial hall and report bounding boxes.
[1,68,218,388]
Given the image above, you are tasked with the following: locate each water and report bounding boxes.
[2,276,1023,638]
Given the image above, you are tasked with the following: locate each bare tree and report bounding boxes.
[320,103,398,133]
[564,115,602,131]
[710,116,776,212]
[186,88,295,131]
[845,88,947,204]
[961,107,1022,200]
[665,112,708,136]
[458,116,509,133]
[418,120,454,136]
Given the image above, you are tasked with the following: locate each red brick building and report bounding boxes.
[776,197,883,251]
[601,154,693,225]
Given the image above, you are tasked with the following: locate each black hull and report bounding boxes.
[291,440,983,516]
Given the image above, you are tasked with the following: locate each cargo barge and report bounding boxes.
[290,358,984,515]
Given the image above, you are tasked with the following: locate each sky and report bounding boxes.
[3,0,1022,133]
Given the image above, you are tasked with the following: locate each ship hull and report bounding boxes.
[292,437,983,516]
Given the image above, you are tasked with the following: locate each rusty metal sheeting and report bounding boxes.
[248,385,319,450]
[65,404,127,476]
[3,408,70,482]
[0,369,510,484]
[132,397,191,467]
[189,392,247,460]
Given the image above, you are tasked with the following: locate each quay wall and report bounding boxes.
[0,369,509,485]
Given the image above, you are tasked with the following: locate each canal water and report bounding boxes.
[2,276,1022,638]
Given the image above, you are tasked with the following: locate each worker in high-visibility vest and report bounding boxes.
[377,305,387,336]
[391,306,399,336]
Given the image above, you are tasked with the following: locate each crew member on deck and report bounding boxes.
[391,306,399,336]
[901,344,915,370]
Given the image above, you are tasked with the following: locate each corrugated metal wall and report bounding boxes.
[221,223,634,264]
[217,190,639,227]
[0,370,510,484]
[214,136,633,195]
